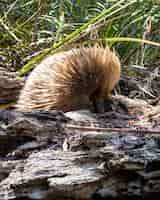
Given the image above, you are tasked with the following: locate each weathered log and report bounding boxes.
[0,67,160,200]
[0,100,159,200]
[1,130,160,200]
[0,68,24,104]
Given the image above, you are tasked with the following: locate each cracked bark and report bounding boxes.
[0,69,160,200]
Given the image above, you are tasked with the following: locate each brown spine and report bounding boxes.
[17,46,121,112]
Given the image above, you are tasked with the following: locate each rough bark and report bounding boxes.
[0,69,160,200]
[0,68,24,104]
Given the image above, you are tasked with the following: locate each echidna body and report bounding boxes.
[17,47,121,112]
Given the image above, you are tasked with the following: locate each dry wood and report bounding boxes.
[66,124,160,134]
[0,68,160,200]
[0,68,24,104]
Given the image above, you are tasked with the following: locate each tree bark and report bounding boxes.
[0,68,160,200]
[0,68,24,104]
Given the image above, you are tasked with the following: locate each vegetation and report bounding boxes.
[0,0,160,74]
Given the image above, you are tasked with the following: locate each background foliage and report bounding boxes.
[0,0,160,72]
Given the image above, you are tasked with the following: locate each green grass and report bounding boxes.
[0,0,160,74]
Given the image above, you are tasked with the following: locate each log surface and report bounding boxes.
[0,107,160,200]
[0,70,160,200]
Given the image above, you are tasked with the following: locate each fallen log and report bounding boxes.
[0,105,159,200]
[0,68,160,200]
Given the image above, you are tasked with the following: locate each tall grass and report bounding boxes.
[0,0,160,73]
